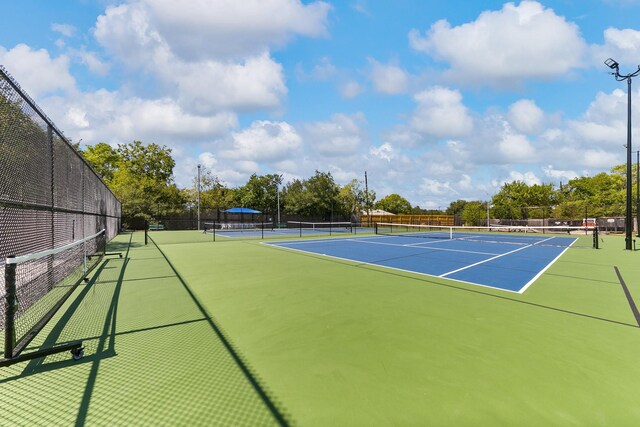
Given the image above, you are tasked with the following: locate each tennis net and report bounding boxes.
[287,221,353,233]
[1,229,106,364]
[374,223,598,248]
[203,222,274,232]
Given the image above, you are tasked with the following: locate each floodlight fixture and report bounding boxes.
[604,58,619,70]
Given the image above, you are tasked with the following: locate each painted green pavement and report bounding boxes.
[2,230,640,425]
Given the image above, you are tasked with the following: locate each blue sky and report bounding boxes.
[2,0,640,209]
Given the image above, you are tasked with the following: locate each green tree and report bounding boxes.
[491,181,554,219]
[375,193,412,214]
[181,166,234,218]
[118,140,175,185]
[235,173,282,217]
[554,170,625,218]
[83,140,184,220]
[446,200,468,216]
[281,171,345,219]
[282,179,310,215]
[305,171,340,219]
[82,142,119,182]
[461,201,487,226]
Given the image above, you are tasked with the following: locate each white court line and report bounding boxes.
[517,237,577,294]
[264,240,524,293]
[439,236,556,278]
[265,234,575,293]
[347,237,500,256]
[265,234,503,256]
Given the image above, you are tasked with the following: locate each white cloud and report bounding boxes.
[508,99,544,134]
[369,143,395,162]
[304,113,366,157]
[51,23,76,37]
[583,149,620,168]
[504,170,541,185]
[296,56,336,81]
[66,107,89,128]
[369,59,408,94]
[93,0,327,112]
[410,87,473,137]
[64,48,111,76]
[143,0,331,60]
[41,90,237,146]
[542,165,577,182]
[339,80,362,99]
[420,178,459,196]
[351,1,369,15]
[591,27,640,66]
[0,44,76,97]
[570,88,634,146]
[170,53,287,113]
[409,1,586,86]
[223,120,302,162]
[498,130,536,163]
[198,152,219,170]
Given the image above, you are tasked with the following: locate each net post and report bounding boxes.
[374,223,378,234]
[83,240,87,276]
[261,219,264,240]
[593,226,599,249]
[4,256,17,359]
[299,218,302,238]
[144,220,148,245]
[329,220,332,236]
[213,221,216,242]
[449,227,453,240]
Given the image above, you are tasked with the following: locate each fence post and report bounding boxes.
[4,256,17,358]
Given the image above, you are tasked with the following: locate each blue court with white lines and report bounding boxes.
[265,232,579,293]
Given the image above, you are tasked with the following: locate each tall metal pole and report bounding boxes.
[606,58,640,250]
[197,164,201,231]
[486,202,490,227]
[626,78,633,249]
[637,150,639,237]
[277,182,280,227]
[364,171,370,227]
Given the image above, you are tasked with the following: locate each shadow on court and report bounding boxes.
[0,231,289,426]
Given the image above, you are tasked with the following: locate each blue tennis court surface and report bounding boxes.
[265,233,578,293]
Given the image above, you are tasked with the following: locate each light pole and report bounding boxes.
[606,58,640,250]
[277,182,281,227]
[636,150,639,237]
[486,202,490,227]
[197,164,201,231]
[483,191,492,228]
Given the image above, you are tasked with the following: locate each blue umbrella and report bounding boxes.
[224,207,261,214]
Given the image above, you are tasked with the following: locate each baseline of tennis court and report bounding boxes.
[265,233,578,293]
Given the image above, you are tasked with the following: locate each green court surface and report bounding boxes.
[2,230,640,425]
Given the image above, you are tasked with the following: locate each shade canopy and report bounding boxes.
[224,207,261,214]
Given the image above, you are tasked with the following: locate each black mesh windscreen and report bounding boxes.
[0,65,120,355]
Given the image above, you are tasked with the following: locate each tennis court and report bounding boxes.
[265,224,593,293]
[3,229,640,425]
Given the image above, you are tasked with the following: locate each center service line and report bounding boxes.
[438,236,556,278]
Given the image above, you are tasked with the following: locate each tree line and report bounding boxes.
[81,141,636,225]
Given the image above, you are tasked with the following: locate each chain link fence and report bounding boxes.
[0,65,121,359]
